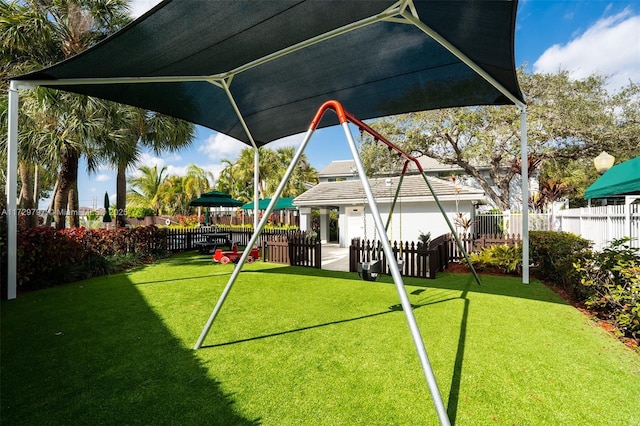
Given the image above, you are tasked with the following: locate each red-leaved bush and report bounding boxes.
[16,225,167,290]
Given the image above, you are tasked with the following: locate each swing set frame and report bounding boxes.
[194,100,481,426]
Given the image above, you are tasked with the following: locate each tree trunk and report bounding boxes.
[55,148,79,230]
[69,182,79,228]
[19,162,37,228]
[116,162,127,228]
[45,179,60,227]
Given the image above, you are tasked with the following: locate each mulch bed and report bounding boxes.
[444,262,639,352]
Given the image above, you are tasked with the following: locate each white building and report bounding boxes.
[294,172,486,248]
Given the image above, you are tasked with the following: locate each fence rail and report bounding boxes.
[166,227,300,252]
[349,236,449,279]
[557,204,639,250]
[475,212,551,236]
[262,234,321,268]
[165,227,320,268]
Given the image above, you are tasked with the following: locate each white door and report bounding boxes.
[347,206,364,243]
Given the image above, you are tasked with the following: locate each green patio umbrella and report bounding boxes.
[189,191,243,208]
[102,192,112,223]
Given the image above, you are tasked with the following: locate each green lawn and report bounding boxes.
[2,252,639,425]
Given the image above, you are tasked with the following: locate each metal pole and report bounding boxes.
[6,82,19,300]
[194,127,316,349]
[418,173,482,286]
[520,108,530,284]
[254,149,259,230]
[343,123,450,426]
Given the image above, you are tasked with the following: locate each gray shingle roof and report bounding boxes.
[295,174,484,206]
[317,157,488,179]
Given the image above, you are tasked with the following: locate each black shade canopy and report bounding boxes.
[14,0,524,147]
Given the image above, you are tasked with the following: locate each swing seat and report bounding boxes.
[358,260,382,281]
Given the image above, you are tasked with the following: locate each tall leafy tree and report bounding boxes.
[364,69,639,209]
[157,164,214,216]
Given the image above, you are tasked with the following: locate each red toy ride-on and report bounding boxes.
[213,243,260,264]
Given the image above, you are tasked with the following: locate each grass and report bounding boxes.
[2,252,639,425]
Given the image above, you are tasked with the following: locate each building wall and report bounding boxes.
[337,199,476,247]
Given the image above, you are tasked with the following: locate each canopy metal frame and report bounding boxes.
[5,0,530,302]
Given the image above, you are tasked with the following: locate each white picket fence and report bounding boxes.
[556,204,639,251]
[475,204,640,251]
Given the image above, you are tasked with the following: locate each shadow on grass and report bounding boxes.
[254,263,568,306]
[230,264,566,425]
[0,274,257,425]
[202,296,459,350]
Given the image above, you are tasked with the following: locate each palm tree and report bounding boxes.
[182,164,215,200]
[1,0,131,229]
[98,105,195,227]
[272,147,318,197]
[127,165,168,216]
[158,175,187,216]
[216,146,317,202]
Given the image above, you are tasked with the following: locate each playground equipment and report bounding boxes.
[194,100,483,426]
[213,244,260,264]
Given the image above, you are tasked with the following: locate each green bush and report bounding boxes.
[126,206,154,220]
[529,231,591,288]
[469,243,522,274]
[574,238,640,340]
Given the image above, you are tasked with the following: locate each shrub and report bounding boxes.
[529,231,591,288]
[15,225,168,291]
[126,206,154,220]
[573,238,640,340]
[469,243,522,274]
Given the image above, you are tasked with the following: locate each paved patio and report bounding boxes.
[321,243,349,272]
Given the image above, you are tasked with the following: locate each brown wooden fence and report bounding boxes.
[350,232,521,279]
[261,233,321,268]
[349,237,447,279]
[166,227,301,252]
[447,233,522,261]
[165,227,320,268]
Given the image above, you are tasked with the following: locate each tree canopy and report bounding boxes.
[363,69,639,209]
[216,146,318,203]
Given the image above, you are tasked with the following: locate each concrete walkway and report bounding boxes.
[321,243,350,272]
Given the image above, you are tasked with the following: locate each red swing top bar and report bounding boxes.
[310,100,421,175]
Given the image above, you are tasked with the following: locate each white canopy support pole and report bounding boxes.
[343,121,450,426]
[193,126,317,350]
[218,78,261,230]
[254,149,259,230]
[6,81,19,300]
[520,108,530,284]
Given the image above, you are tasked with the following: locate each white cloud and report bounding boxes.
[95,174,111,182]
[197,132,245,162]
[534,9,640,91]
[128,0,162,18]
[266,133,306,150]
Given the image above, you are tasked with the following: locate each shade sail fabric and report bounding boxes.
[584,157,640,200]
[13,0,524,146]
[189,191,243,207]
[242,198,297,210]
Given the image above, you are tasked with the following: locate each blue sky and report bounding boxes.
[71,0,640,210]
